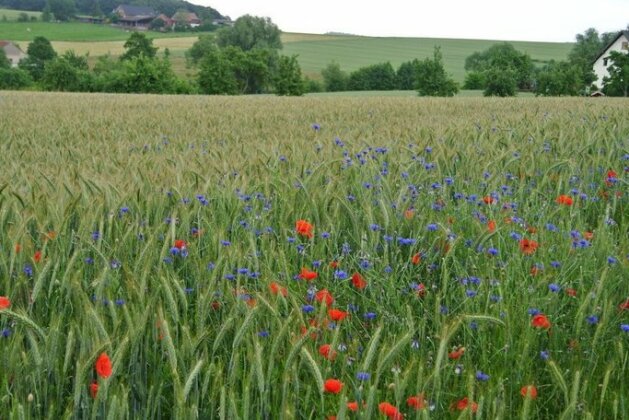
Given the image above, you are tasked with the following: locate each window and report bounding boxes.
[622,41,629,50]
[603,58,608,66]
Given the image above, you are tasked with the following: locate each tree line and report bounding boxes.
[1,20,627,96]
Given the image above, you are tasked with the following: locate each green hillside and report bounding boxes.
[282,33,574,82]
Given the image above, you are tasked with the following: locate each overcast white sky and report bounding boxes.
[196,0,628,42]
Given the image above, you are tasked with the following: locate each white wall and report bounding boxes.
[593,34,629,88]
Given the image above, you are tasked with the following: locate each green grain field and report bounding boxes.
[0,91,627,419]
[0,8,41,21]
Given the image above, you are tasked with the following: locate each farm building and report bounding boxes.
[172,11,202,28]
[0,41,26,67]
[113,5,158,28]
[592,30,629,88]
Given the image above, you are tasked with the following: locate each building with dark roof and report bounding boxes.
[592,30,629,88]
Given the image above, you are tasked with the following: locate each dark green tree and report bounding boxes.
[19,36,57,81]
[0,68,33,89]
[216,15,282,51]
[197,48,238,94]
[534,60,583,96]
[348,62,397,91]
[41,58,92,91]
[568,28,604,87]
[321,61,348,92]
[483,67,517,96]
[48,0,76,21]
[0,48,10,69]
[275,55,303,96]
[121,32,158,61]
[416,47,458,96]
[602,50,629,96]
[464,43,534,90]
[396,59,420,90]
[186,34,217,65]
[463,71,485,89]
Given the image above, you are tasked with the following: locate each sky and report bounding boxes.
[196,0,628,43]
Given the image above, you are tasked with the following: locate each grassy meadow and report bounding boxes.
[0,92,627,418]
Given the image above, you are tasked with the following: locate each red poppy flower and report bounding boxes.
[45,231,57,240]
[89,381,99,399]
[0,296,11,310]
[351,272,367,289]
[378,402,403,419]
[519,239,538,255]
[520,385,538,399]
[531,314,551,329]
[299,268,318,281]
[619,298,629,311]
[411,253,421,265]
[14,244,21,253]
[404,208,415,220]
[319,344,337,360]
[583,231,593,240]
[448,346,465,360]
[323,378,343,394]
[454,397,478,413]
[329,260,339,269]
[34,250,42,263]
[295,220,314,239]
[556,195,573,206]
[347,401,359,411]
[606,170,617,186]
[315,289,334,306]
[95,353,113,379]
[530,265,541,276]
[565,288,577,297]
[407,393,427,410]
[415,283,426,298]
[269,282,287,297]
[487,220,496,232]
[174,239,186,250]
[328,308,348,321]
[483,196,496,205]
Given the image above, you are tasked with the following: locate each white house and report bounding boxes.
[0,41,27,68]
[592,30,629,88]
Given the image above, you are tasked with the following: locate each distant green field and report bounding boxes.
[0,21,208,42]
[282,34,574,82]
[0,8,41,21]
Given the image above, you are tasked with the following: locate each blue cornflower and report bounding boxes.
[312,123,321,131]
[369,224,380,231]
[475,371,490,381]
[221,240,231,246]
[320,232,330,239]
[1,328,10,338]
[110,260,121,269]
[334,270,348,280]
[528,308,541,316]
[363,312,377,320]
[466,289,477,298]
[91,231,100,241]
[586,315,599,325]
[356,372,371,381]
[621,324,629,332]
[258,331,270,338]
[302,304,315,313]
[548,283,561,293]
[540,350,550,360]
[487,247,499,256]
[427,223,438,231]
[550,261,561,268]
[23,265,33,277]
[607,256,618,265]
